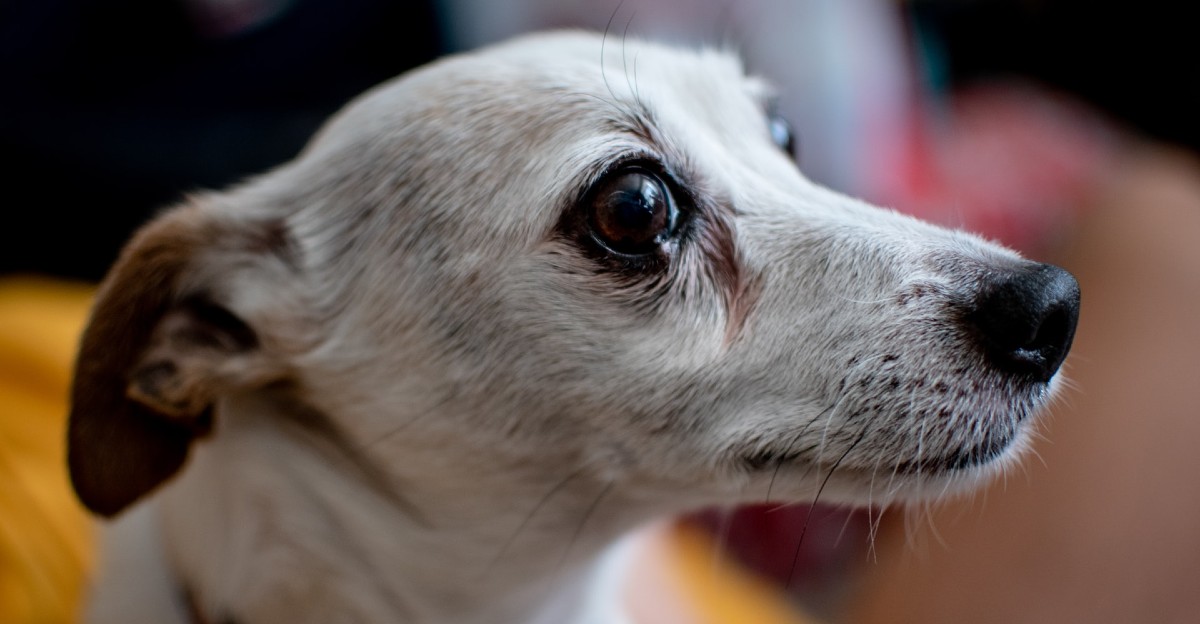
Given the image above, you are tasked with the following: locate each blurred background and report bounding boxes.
[2,0,1198,622]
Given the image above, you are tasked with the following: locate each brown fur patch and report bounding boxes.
[68,202,291,516]
[696,212,761,345]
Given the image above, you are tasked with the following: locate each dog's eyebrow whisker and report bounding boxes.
[594,0,659,135]
[600,0,629,112]
[620,9,638,100]
[632,51,643,106]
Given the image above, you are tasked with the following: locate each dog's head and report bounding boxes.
[68,32,1078,518]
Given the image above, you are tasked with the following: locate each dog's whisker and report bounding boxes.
[914,386,928,505]
[866,506,884,564]
[785,425,867,589]
[883,435,909,502]
[921,497,950,551]
[832,502,857,549]
[810,388,856,486]
[555,480,615,575]
[765,402,834,504]
[357,395,456,453]
[867,461,896,563]
[481,467,587,578]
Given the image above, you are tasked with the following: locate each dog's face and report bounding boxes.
[68,33,1078,518]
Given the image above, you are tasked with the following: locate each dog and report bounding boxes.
[68,32,1079,623]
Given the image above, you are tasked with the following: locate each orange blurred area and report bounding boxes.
[0,278,95,623]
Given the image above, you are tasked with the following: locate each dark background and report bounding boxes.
[1,0,1195,279]
[1,0,440,279]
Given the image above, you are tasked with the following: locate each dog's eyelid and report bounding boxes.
[585,152,696,208]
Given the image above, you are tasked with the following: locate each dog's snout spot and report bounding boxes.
[968,263,1081,382]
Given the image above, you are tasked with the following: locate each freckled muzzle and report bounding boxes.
[965,263,1081,383]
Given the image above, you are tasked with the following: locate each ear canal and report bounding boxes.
[67,203,278,517]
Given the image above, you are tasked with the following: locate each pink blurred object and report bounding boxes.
[870,83,1122,253]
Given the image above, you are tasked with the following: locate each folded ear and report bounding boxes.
[69,200,296,517]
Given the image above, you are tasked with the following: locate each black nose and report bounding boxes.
[968,263,1080,382]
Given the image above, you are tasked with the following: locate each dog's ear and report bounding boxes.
[69,200,297,517]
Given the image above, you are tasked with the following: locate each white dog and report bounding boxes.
[69,32,1079,624]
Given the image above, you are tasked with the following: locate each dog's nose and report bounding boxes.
[968,263,1080,382]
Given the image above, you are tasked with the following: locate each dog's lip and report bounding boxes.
[739,398,1035,476]
[740,431,1015,476]
[740,448,806,471]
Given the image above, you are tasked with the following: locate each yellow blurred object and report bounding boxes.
[0,277,96,624]
[664,523,819,624]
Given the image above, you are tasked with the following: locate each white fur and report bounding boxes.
[80,33,1065,623]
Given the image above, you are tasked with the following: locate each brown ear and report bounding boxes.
[68,203,288,516]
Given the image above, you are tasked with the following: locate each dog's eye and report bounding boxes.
[589,168,677,255]
[768,113,796,157]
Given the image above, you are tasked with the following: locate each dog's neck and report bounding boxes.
[147,391,656,624]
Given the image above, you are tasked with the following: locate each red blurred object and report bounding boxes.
[872,83,1121,253]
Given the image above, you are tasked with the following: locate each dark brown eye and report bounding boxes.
[589,168,677,254]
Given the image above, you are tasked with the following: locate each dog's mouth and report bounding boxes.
[739,415,1024,477]
[736,372,1049,488]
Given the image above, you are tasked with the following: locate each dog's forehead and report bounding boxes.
[481,32,771,138]
[293,32,790,257]
[315,32,769,160]
[483,31,756,93]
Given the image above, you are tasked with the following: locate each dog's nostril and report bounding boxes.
[968,263,1080,382]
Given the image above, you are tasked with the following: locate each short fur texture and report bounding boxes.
[71,33,1074,624]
